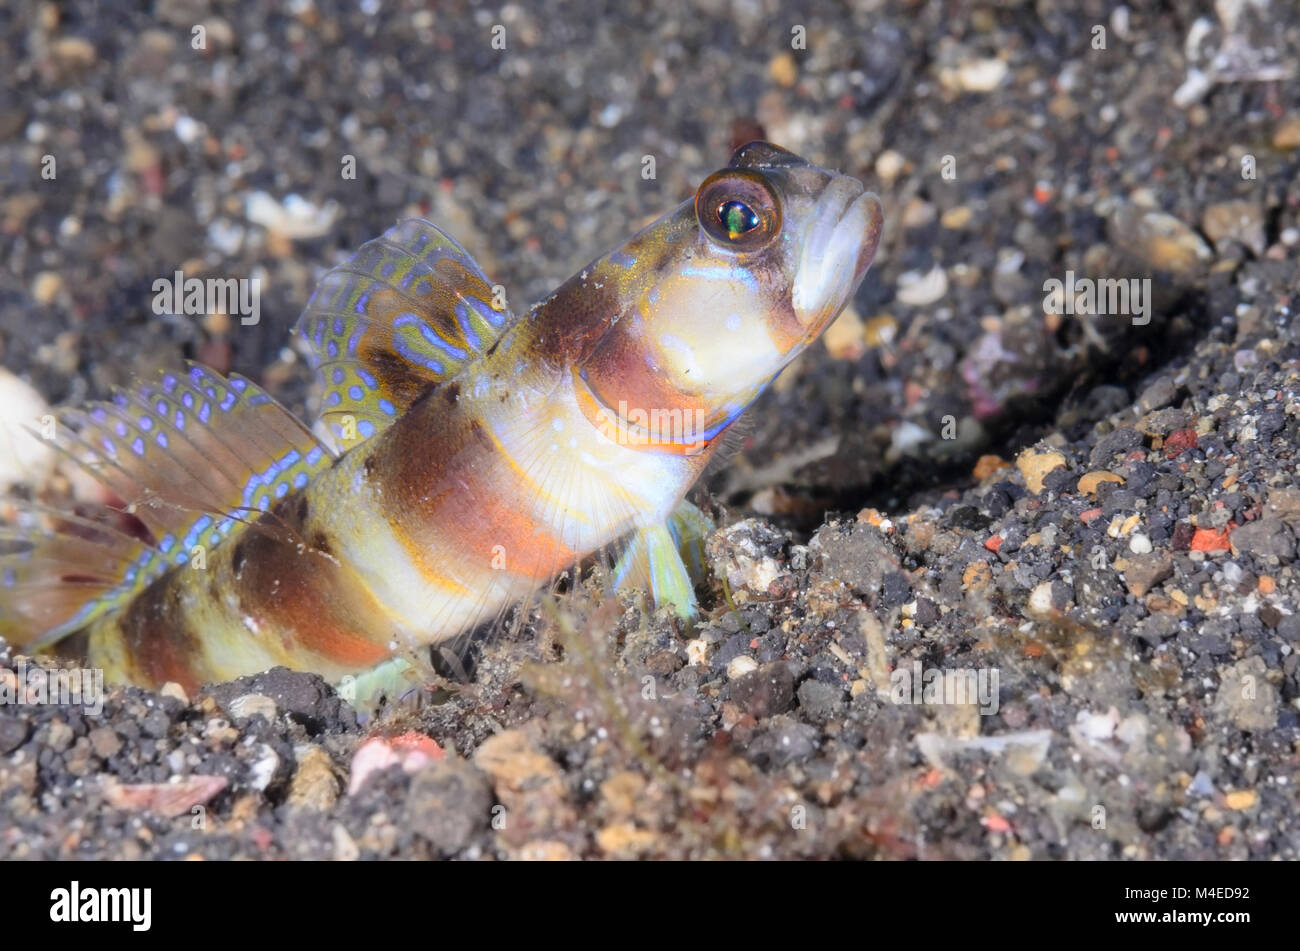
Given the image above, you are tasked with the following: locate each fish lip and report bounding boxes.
[848,191,885,283]
[793,178,883,327]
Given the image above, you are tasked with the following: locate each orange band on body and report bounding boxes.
[572,369,712,456]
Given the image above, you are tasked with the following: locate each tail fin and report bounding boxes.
[0,363,334,652]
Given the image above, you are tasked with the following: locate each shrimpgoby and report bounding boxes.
[0,142,883,695]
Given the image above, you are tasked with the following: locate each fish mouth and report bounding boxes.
[792,177,884,328]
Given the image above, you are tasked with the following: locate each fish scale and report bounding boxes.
[0,142,884,693]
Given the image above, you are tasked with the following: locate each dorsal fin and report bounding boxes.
[295,218,516,445]
[0,363,335,648]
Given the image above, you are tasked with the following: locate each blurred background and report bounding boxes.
[2,0,1297,515]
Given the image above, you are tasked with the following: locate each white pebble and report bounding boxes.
[1028,581,1055,615]
[685,639,709,667]
[896,266,949,306]
[228,693,277,722]
[942,58,1008,93]
[174,114,202,144]
[0,368,55,493]
[726,655,758,679]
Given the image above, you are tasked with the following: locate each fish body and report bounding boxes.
[1,143,883,692]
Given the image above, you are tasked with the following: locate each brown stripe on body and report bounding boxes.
[228,491,393,668]
[523,206,722,449]
[114,569,206,692]
[523,207,692,368]
[103,487,393,691]
[579,327,714,433]
[374,381,576,582]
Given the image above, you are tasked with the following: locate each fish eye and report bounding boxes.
[718,200,760,238]
[695,170,781,251]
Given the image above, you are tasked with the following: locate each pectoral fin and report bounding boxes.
[613,501,714,619]
[335,656,425,719]
[666,499,713,583]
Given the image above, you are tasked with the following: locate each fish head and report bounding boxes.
[574,142,884,447]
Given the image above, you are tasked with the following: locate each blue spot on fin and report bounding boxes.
[294,219,517,446]
[0,363,336,651]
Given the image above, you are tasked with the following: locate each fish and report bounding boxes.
[0,142,883,696]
